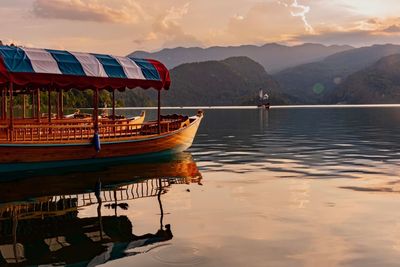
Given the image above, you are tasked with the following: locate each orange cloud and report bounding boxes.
[279,0,314,33]
[218,2,307,45]
[134,2,202,49]
[289,17,400,46]
[32,0,142,23]
[4,0,400,53]
[383,25,400,33]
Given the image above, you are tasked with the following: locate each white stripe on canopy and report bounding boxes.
[70,52,108,77]
[22,48,62,74]
[112,56,146,80]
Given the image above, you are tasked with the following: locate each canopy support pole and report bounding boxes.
[93,89,99,132]
[31,91,35,119]
[0,89,2,120]
[36,89,41,122]
[157,90,161,134]
[1,87,6,120]
[58,90,63,118]
[22,94,26,119]
[48,89,51,123]
[112,90,116,120]
[0,88,2,120]
[56,90,60,119]
[8,83,14,142]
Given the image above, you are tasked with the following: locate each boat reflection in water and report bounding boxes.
[0,152,201,266]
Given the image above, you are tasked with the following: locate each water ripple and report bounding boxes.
[188,108,400,180]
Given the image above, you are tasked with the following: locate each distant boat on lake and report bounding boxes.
[257,89,270,109]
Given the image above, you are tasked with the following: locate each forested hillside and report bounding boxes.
[329,54,400,104]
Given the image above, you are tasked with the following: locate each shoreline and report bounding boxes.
[80,104,400,110]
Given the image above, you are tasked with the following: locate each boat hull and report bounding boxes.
[257,104,270,109]
[0,115,202,172]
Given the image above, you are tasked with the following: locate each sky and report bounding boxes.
[1,0,400,55]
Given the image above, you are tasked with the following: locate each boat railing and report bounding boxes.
[0,178,173,220]
[0,118,186,143]
[76,178,171,207]
[3,118,137,125]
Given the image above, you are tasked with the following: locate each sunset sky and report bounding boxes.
[2,0,400,55]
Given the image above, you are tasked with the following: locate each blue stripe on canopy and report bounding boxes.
[92,54,127,78]
[0,46,34,73]
[46,49,86,76]
[130,58,160,81]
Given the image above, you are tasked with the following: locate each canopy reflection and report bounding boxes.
[0,152,201,266]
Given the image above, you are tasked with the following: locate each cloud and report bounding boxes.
[134,2,203,48]
[279,0,314,33]
[289,17,400,46]
[222,2,307,44]
[7,0,400,54]
[0,39,35,48]
[32,0,143,23]
[383,25,400,33]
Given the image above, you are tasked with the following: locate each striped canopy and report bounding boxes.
[0,46,170,91]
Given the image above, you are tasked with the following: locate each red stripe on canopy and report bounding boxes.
[147,59,171,89]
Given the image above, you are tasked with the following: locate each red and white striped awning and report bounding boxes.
[0,46,171,91]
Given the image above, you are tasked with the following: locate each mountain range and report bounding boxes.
[163,57,294,106]
[121,56,294,107]
[329,54,400,104]
[125,43,400,106]
[274,44,400,104]
[130,43,352,74]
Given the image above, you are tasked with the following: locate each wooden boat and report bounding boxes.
[0,46,203,171]
[128,110,146,125]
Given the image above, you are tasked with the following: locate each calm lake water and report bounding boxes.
[1,106,400,266]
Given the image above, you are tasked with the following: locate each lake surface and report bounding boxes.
[1,107,400,266]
